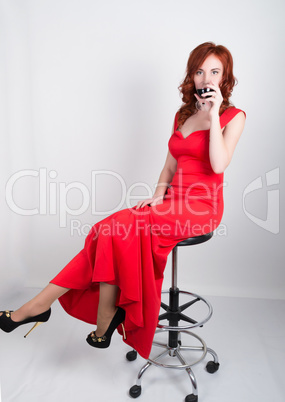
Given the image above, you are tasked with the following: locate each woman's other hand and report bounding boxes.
[135,195,164,209]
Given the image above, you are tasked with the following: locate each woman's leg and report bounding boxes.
[0,283,70,322]
[92,282,119,337]
[1,282,119,334]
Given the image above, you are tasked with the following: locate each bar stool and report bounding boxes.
[127,232,220,402]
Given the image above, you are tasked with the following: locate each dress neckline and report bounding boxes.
[174,107,233,140]
[175,129,207,140]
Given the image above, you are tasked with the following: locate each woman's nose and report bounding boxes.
[203,73,211,86]
[203,78,211,86]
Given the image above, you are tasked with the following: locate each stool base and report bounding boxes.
[128,329,219,401]
[128,288,219,401]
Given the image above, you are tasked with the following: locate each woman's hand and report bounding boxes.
[202,82,223,117]
[194,81,223,117]
[135,195,164,209]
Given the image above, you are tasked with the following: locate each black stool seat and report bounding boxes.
[176,232,213,247]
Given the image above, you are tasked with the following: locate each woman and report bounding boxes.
[0,42,246,359]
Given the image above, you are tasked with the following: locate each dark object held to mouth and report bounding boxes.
[197,88,215,98]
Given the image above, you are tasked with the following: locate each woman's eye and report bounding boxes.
[196,71,202,75]
[212,71,218,75]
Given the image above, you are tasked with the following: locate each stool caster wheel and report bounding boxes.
[206,361,220,373]
[126,350,138,361]
[129,385,141,398]
[185,394,198,402]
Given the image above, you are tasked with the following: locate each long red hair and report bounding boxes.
[177,42,237,127]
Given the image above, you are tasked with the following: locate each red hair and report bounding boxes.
[177,42,237,127]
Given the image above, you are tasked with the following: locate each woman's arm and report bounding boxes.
[153,151,177,197]
[209,111,246,174]
[153,120,177,198]
[136,120,177,209]
[197,82,246,174]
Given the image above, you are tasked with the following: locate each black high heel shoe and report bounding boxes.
[86,307,126,349]
[0,308,51,338]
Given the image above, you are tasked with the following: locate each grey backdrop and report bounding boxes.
[0,0,284,300]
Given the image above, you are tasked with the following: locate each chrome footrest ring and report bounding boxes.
[148,329,208,369]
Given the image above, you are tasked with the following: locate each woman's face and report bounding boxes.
[193,54,224,91]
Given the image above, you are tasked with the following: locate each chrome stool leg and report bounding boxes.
[176,349,198,400]
[129,349,169,398]
[205,348,220,373]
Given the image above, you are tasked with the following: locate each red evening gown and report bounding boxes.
[50,106,246,359]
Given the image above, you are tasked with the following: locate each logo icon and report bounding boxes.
[242,167,280,234]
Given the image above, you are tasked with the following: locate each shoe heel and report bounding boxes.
[121,323,127,340]
[24,321,43,338]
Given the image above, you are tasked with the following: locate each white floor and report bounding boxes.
[0,289,285,402]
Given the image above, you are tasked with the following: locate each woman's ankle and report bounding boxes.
[96,307,117,336]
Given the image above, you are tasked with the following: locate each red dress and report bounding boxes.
[50,106,246,359]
